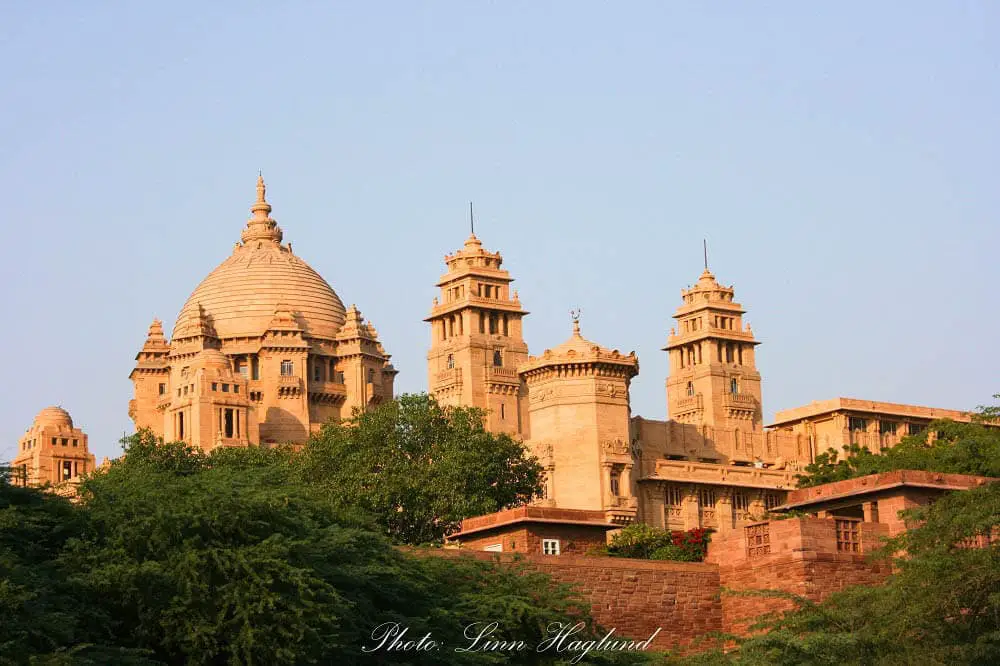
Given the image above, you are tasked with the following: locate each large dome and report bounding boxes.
[171,176,347,341]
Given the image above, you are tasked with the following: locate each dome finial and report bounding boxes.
[242,173,283,245]
[570,308,582,336]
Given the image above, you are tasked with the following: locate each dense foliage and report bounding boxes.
[675,395,1000,665]
[594,524,712,562]
[796,394,1000,488]
[0,418,641,665]
[299,393,545,544]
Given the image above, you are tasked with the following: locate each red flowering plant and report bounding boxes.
[601,523,713,561]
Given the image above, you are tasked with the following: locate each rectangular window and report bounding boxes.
[222,384,230,393]
[238,364,249,379]
[542,539,560,556]
[158,383,166,395]
[764,493,782,510]
[224,409,235,438]
[835,519,862,553]
[698,487,716,508]
[665,484,684,507]
[251,357,260,380]
[211,382,218,391]
[61,438,68,447]
[183,386,188,396]
[178,412,185,439]
[72,439,78,447]
[733,491,750,512]
[280,360,294,376]
[879,420,897,435]
[336,371,345,383]
[51,437,56,446]
[908,423,925,436]
[61,460,73,481]
[313,362,322,382]
[233,385,239,394]
[849,417,868,432]
[610,468,621,497]
[484,543,503,553]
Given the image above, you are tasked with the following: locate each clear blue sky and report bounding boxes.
[2,2,997,463]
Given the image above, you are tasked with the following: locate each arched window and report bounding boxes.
[493,350,503,367]
[446,354,455,369]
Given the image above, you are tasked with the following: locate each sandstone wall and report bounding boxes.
[412,549,722,651]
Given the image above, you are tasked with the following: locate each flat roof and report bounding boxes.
[769,397,975,428]
[450,506,618,539]
[775,470,996,511]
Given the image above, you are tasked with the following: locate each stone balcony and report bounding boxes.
[645,459,799,490]
[486,366,520,384]
[308,379,347,404]
[156,394,172,409]
[276,375,302,396]
[674,393,704,412]
[433,368,463,389]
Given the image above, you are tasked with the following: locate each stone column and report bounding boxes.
[716,488,735,536]
[683,486,700,531]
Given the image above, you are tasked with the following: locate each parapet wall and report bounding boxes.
[410,517,893,652]
[411,549,722,651]
[706,517,891,634]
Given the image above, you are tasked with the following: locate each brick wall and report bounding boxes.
[412,549,722,651]
[706,517,891,635]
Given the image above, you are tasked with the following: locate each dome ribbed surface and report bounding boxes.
[172,245,346,341]
[35,406,73,428]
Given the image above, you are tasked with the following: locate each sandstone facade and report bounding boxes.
[128,177,397,451]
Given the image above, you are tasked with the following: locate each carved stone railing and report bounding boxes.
[674,393,704,412]
[434,368,463,388]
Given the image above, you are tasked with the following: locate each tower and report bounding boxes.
[12,407,96,496]
[519,316,640,524]
[426,231,529,436]
[663,266,762,432]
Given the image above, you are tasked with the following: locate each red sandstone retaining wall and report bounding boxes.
[707,517,891,634]
[411,549,722,651]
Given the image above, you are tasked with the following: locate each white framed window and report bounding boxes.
[542,539,560,555]
[280,360,294,376]
[484,543,503,553]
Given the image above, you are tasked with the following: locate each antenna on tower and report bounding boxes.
[470,201,475,236]
[703,239,709,271]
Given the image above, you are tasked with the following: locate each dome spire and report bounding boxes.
[242,173,283,245]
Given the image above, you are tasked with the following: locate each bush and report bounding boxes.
[607,524,712,561]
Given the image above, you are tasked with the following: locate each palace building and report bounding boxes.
[127,176,397,451]
[430,231,992,550]
[9,178,990,528]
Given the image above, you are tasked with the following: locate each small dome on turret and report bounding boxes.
[33,406,73,428]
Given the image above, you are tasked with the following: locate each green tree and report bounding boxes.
[296,393,544,545]
[2,428,643,665]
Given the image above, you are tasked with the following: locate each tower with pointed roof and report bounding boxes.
[519,316,640,524]
[663,265,762,433]
[128,175,396,450]
[426,231,529,436]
